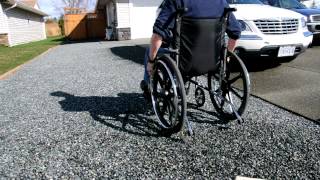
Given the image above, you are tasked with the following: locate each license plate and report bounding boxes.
[278,46,296,57]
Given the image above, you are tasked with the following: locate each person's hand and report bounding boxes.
[227,38,237,52]
[147,61,155,77]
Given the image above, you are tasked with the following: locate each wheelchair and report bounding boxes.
[149,8,250,136]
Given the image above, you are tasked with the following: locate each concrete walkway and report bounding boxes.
[247,46,320,121]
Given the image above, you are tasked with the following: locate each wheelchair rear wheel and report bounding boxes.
[208,50,250,120]
[151,55,186,135]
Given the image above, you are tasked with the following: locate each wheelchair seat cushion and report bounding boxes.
[179,17,224,77]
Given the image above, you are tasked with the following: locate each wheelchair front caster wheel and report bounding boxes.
[195,87,205,107]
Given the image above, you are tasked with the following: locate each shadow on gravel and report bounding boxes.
[187,103,234,129]
[50,91,163,137]
[241,57,282,72]
[50,91,232,138]
[57,38,106,45]
[110,46,146,65]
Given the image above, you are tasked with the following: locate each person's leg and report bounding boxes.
[141,47,171,101]
[143,47,151,83]
[143,47,171,84]
[140,47,151,98]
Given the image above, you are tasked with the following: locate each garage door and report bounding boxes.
[130,0,162,39]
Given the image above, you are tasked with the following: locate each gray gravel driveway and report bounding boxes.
[0,40,319,179]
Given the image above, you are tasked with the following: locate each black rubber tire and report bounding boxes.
[208,50,250,120]
[151,54,186,135]
[195,87,205,107]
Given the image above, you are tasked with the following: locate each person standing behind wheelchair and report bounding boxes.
[140,0,241,100]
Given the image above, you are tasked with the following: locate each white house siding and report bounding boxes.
[129,0,162,39]
[116,0,130,28]
[0,3,9,34]
[6,8,46,46]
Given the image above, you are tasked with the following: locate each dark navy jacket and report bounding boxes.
[153,0,241,42]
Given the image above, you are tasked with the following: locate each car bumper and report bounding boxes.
[236,33,313,57]
[236,44,306,58]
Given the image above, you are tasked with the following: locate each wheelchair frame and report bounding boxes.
[150,8,251,136]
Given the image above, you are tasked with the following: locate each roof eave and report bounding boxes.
[2,0,48,16]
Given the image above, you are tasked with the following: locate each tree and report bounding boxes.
[50,0,96,15]
[58,16,65,35]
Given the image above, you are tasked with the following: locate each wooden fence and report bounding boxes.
[64,13,106,40]
[45,21,62,37]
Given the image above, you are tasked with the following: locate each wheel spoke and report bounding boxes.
[230,86,243,99]
[158,77,165,88]
[165,100,174,125]
[228,74,242,85]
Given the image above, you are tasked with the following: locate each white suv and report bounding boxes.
[228,0,313,59]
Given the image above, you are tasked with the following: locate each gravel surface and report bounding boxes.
[0,40,319,179]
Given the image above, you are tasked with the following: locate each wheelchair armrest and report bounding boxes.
[222,7,237,18]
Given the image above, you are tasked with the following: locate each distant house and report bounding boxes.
[95,0,162,40]
[0,0,47,46]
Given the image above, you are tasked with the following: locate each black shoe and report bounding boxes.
[140,80,148,91]
[140,80,151,102]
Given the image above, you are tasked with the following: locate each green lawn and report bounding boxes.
[0,36,65,76]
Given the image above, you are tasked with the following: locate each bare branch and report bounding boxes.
[49,0,94,15]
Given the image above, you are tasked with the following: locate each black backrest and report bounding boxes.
[178,17,224,77]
